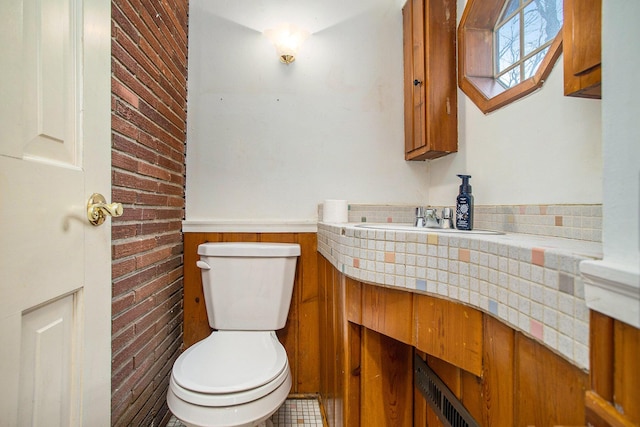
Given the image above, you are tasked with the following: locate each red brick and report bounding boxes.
[110,0,186,423]
[112,265,158,297]
[155,208,183,220]
[136,161,172,181]
[112,150,138,172]
[135,246,173,270]
[112,257,137,279]
[113,170,159,193]
[111,186,139,204]
[157,154,184,174]
[112,297,156,334]
[111,358,134,394]
[135,192,168,206]
[139,220,181,236]
[111,115,140,140]
[111,78,139,108]
[112,291,136,316]
[112,323,156,372]
[112,223,138,240]
[111,3,138,44]
[111,324,135,357]
[112,133,159,164]
[112,236,157,259]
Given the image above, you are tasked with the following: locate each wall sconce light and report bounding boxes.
[264,24,309,64]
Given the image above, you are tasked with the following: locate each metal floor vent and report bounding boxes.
[414,354,480,427]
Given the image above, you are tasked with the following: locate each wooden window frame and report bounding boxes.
[458,0,563,114]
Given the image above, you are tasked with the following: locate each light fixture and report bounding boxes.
[264,24,309,64]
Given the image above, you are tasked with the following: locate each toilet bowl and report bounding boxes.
[167,242,300,427]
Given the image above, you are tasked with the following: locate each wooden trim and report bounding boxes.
[585,391,637,427]
[413,293,483,376]
[586,311,640,427]
[590,310,614,401]
[613,320,640,423]
[361,284,414,346]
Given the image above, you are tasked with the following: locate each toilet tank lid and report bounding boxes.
[198,242,301,257]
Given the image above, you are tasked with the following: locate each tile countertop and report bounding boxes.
[317,222,603,372]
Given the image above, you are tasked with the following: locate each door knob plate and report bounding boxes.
[87,193,123,226]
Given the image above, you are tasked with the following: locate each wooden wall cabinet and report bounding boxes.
[402,0,457,161]
[563,0,602,98]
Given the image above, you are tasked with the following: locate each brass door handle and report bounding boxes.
[87,193,123,226]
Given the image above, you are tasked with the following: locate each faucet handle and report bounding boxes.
[441,207,454,229]
[415,206,426,227]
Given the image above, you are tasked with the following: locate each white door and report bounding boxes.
[0,0,112,425]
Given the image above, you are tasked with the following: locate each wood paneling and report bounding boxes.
[413,293,483,376]
[183,232,212,346]
[361,328,413,427]
[479,315,515,425]
[361,284,414,346]
[613,321,640,423]
[345,322,361,427]
[318,254,362,427]
[587,311,640,427]
[515,333,588,426]
[319,254,596,427]
[183,232,319,394]
[590,310,614,401]
[345,278,362,324]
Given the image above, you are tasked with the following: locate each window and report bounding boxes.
[458,0,563,113]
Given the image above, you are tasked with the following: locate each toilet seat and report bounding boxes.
[171,331,289,407]
[169,363,289,407]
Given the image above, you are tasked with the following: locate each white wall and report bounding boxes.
[601,0,640,269]
[581,0,640,328]
[185,0,427,224]
[185,0,602,224]
[428,1,602,207]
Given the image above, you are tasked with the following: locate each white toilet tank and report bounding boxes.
[197,242,301,331]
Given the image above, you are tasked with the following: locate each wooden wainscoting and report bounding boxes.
[586,311,640,427]
[182,232,320,394]
[318,254,591,427]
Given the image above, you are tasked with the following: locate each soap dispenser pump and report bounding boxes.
[456,174,474,230]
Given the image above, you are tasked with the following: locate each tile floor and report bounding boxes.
[167,397,325,427]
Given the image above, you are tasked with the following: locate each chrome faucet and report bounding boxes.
[441,207,454,229]
[424,208,441,228]
[414,207,455,229]
[414,207,426,227]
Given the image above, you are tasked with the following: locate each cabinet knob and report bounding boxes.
[413,79,422,86]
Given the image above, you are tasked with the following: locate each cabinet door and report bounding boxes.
[563,0,602,98]
[403,0,426,157]
[403,0,457,161]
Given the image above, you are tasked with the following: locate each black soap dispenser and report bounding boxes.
[456,175,474,230]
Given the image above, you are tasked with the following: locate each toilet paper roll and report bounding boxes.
[323,199,348,223]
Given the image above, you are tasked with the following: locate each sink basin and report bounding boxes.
[354,223,504,235]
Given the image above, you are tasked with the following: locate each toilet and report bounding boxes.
[167,242,301,427]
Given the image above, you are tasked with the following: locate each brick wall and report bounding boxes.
[110,0,188,425]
